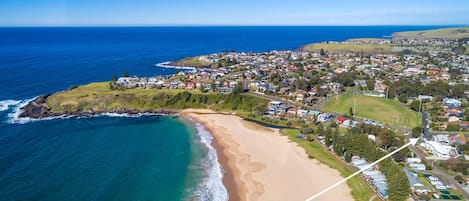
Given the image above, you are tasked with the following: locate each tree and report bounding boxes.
[122,71,129,77]
[446,124,460,131]
[253,103,266,117]
[366,79,375,90]
[455,175,464,184]
[387,168,411,201]
[410,100,421,112]
[233,81,244,94]
[320,48,325,56]
[301,127,314,135]
[411,127,422,138]
[112,74,117,82]
[317,123,324,135]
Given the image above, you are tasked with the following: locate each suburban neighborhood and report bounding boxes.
[111,35,469,201]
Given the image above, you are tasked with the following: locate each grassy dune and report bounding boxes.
[46,82,267,113]
[303,43,392,53]
[393,27,469,39]
[320,93,421,128]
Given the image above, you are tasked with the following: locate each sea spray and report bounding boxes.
[0,100,21,112]
[186,120,229,201]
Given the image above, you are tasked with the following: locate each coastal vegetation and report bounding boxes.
[45,82,268,114]
[393,26,469,39]
[320,93,421,128]
[302,42,393,53]
[281,129,374,201]
[282,121,412,201]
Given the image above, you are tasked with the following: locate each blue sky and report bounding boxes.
[1,0,468,26]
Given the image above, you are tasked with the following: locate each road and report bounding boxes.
[408,143,469,199]
[248,91,469,198]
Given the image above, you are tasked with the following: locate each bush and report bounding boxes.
[411,127,422,138]
[300,127,314,135]
[455,175,464,184]
[446,124,460,131]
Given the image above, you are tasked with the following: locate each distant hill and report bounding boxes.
[393,27,469,39]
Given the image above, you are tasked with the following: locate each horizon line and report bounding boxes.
[0,24,468,28]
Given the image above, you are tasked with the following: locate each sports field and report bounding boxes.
[320,93,421,128]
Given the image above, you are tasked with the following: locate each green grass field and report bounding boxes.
[302,43,392,53]
[320,93,421,128]
[465,46,469,55]
[394,27,469,39]
[281,129,374,201]
[46,82,268,114]
[175,56,212,67]
[47,82,210,112]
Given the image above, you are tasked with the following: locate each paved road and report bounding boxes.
[408,144,469,199]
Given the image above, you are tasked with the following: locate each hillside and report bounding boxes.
[320,93,421,128]
[393,27,469,39]
[20,82,268,118]
[302,42,393,53]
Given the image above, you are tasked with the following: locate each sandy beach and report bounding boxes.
[182,109,353,201]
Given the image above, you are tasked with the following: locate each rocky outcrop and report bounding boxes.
[18,95,179,119]
[18,94,57,118]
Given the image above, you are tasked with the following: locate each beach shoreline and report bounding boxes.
[182,109,353,201]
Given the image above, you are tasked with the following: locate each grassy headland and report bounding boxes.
[320,93,421,128]
[302,42,393,53]
[173,56,213,68]
[45,82,268,114]
[393,26,469,39]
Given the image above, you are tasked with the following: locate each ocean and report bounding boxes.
[0,26,451,201]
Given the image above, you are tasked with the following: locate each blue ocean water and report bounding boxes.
[0,26,453,201]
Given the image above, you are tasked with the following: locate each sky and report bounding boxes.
[1,0,469,26]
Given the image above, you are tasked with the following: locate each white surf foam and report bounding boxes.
[155,61,196,70]
[188,120,229,201]
[5,103,169,124]
[0,100,21,112]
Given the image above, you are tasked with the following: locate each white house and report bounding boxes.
[422,140,453,160]
[409,163,426,171]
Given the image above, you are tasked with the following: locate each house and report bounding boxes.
[409,163,426,171]
[336,116,347,124]
[418,95,433,101]
[422,140,453,160]
[317,113,332,122]
[186,82,196,89]
[449,134,467,146]
[403,168,425,191]
[296,92,305,102]
[444,99,461,108]
[434,135,450,145]
[297,109,309,118]
[304,96,315,104]
[178,82,186,89]
[406,158,422,163]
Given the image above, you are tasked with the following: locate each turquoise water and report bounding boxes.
[0,26,453,201]
[0,115,225,201]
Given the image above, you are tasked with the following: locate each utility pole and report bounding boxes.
[336,87,339,101]
[386,87,389,101]
[419,99,423,117]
